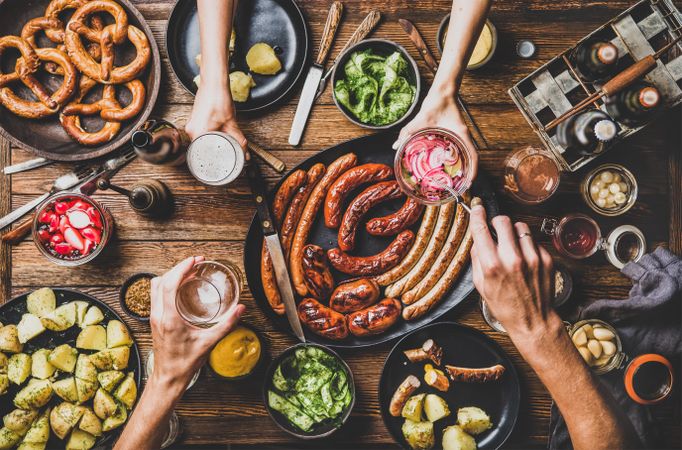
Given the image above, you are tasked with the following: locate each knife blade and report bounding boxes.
[245,162,305,342]
[314,10,381,101]
[288,1,343,146]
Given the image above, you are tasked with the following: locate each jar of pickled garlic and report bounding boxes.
[568,319,624,375]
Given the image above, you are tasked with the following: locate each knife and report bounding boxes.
[3,157,52,175]
[314,10,381,101]
[398,18,489,150]
[288,1,344,146]
[245,162,305,342]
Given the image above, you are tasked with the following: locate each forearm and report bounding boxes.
[113,374,186,450]
[511,313,638,450]
[432,0,492,97]
[197,0,237,87]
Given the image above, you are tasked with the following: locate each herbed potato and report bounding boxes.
[8,353,31,385]
[0,325,23,354]
[456,407,492,436]
[3,409,38,434]
[402,419,435,450]
[97,371,124,393]
[78,408,102,437]
[17,443,46,450]
[66,428,96,450]
[0,426,21,449]
[401,393,425,422]
[102,405,127,432]
[76,379,98,404]
[0,353,8,374]
[41,303,77,331]
[229,72,256,102]
[26,288,56,318]
[14,379,53,409]
[424,394,450,422]
[93,389,117,420]
[31,349,55,380]
[246,42,282,75]
[90,347,129,371]
[50,402,85,440]
[75,355,97,383]
[52,378,79,403]
[22,408,49,443]
[73,301,90,327]
[17,314,45,344]
[106,321,133,349]
[0,375,8,396]
[48,344,78,373]
[442,425,476,450]
[113,373,137,409]
[82,306,104,327]
[76,326,106,351]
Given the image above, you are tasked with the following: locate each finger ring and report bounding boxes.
[518,232,532,239]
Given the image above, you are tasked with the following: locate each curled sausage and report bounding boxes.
[445,363,506,383]
[324,163,393,229]
[347,298,402,337]
[297,298,349,341]
[302,244,335,300]
[291,154,358,297]
[329,278,380,313]
[338,181,403,252]
[280,164,325,259]
[365,198,424,236]
[328,230,415,277]
[389,375,421,417]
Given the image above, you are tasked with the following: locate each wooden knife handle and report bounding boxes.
[248,141,286,173]
[399,18,438,74]
[338,10,381,56]
[2,214,35,245]
[316,1,344,66]
[602,55,656,97]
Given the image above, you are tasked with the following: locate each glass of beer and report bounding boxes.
[175,261,243,327]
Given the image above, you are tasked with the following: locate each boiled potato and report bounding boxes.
[76,326,106,351]
[401,393,425,422]
[8,353,31,385]
[402,419,435,450]
[66,428,95,450]
[90,347,130,371]
[106,321,132,348]
[113,373,137,409]
[78,408,102,437]
[456,407,492,436]
[31,349,55,380]
[0,353,8,374]
[424,394,451,422]
[52,378,79,403]
[14,379,53,409]
[22,408,49,443]
[73,301,90,327]
[82,306,104,327]
[74,355,97,383]
[0,375,8,395]
[50,402,85,440]
[246,42,282,75]
[48,344,78,373]
[0,427,21,449]
[3,409,38,434]
[102,405,127,432]
[17,443,46,450]
[26,288,56,318]
[93,389,117,420]
[17,314,45,344]
[76,379,97,404]
[0,325,23,354]
[230,71,256,102]
[41,303,76,331]
[442,425,476,450]
[97,371,124,392]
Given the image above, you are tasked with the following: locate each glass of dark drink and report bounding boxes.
[624,354,674,405]
[503,147,561,204]
[542,214,601,259]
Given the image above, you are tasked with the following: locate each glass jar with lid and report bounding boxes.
[581,164,638,216]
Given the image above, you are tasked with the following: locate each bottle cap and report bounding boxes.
[597,43,618,65]
[516,40,537,59]
[594,119,618,142]
[639,87,660,108]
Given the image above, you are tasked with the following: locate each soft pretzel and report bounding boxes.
[60,76,121,145]
[0,36,40,87]
[44,0,91,42]
[100,79,145,121]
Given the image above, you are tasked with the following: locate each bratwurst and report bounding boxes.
[301,244,335,300]
[365,198,424,236]
[347,298,402,337]
[297,298,349,340]
[329,278,380,313]
[327,230,415,276]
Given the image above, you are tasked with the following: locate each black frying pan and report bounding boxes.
[379,322,520,450]
[165,0,309,113]
[243,130,499,348]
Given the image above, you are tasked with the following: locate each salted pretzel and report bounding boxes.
[44,0,91,42]
[0,36,40,87]
[60,76,121,145]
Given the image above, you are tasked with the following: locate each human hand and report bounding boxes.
[149,256,246,389]
[469,197,560,343]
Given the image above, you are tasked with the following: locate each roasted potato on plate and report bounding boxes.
[14,379,53,409]
[7,353,31,385]
[442,425,476,450]
[456,407,492,436]
[76,326,106,351]
[17,314,45,344]
[3,408,38,434]
[31,349,55,380]
[0,325,23,354]
[402,419,434,450]
[26,288,56,318]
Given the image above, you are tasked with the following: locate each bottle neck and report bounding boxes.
[625,86,660,112]
[131,130,152,150]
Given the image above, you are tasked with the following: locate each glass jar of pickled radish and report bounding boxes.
[581,164,638,216]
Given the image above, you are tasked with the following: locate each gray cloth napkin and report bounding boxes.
[548,247,682,450]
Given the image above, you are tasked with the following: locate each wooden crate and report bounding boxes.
[509,0,682,172]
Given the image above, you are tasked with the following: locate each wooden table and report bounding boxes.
[1,0,681,448]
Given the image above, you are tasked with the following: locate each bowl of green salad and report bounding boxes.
[332,38,421,129]
[263,343,355,439]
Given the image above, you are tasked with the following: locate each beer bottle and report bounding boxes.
[556,109,618,156]
[605,82,661,126]
[572,39,619,82]
[132,119,189,166]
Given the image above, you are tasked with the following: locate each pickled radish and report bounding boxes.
[67,209,90,229]
[63,227,85,251]
[81,226,101,244]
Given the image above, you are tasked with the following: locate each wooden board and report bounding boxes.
[1,0,681,448]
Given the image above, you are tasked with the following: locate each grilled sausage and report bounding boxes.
[445,363,506,383]
[297,298,349,340]
[302,244,335,300]
[365,198,424,236]
[338,181,403,252]
[375,206,439,286]
[280,164,325,259]
[329,278,380,313]
[291,154,358,296]
[327,230,415,276]
[324,163,393,229]
[389,375,421,417]
[347,298,402,337]
[261,170,308,314]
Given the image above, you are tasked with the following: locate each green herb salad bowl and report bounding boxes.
[263,343,356,439]
[331,38,421,130]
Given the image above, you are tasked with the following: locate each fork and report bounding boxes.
[0,165,96,231]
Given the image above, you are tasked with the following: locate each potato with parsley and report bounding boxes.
[113,372,137,409]
[424,394,450,422]
[17,314,45,344]
[442,425,476,450]
[31,349,55,380]
[97,371,125,392]
[246,42,282,75]
[0,427,21,449]
[76,325,106,351]
[52,377,79,403]
[20,408,49,446]
[0,325,23,354]
[48,344,78,373]
[78,408,102,437]
[102,404,127,432]
[7,353,31,385]
[456,407,492,436]
[66,428,96,450]
[401,393,425,422]
[229,71,256,102]
[41,302,77,331]
[402,419,435,450]
[3,409,38,435]
[26,288,56,318]
[93,389,118,420]
[14,379,53,409]
[50,402,85,440]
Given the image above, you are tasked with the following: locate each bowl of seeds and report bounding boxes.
[120,272,156,322]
